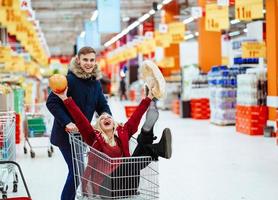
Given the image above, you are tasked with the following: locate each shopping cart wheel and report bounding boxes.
[24,147,27,154]
[50,145,54,153]
[47,150,52,158]
[0,184,8,193]
[30,151,35,158]
[13,183,18,192]
[13,173,18,192]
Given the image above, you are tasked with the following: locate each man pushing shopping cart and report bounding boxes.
[52,60,172,199]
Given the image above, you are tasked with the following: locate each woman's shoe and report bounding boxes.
[147,128,172,159]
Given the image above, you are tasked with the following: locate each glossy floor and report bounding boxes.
[13,98,278,200]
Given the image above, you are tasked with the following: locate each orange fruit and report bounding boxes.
[49,74,68,93]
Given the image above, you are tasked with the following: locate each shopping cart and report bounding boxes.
[23,103,53,158]
[69,133,159,200]
[0,161,31,200]
[0,111,18,198]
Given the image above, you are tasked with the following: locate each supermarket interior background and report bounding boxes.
[1,0,278,200]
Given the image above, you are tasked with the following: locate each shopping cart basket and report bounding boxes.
[0,111,18,197]
[23,103,53,158]
[69,133,159,200]
[0,161,31,200]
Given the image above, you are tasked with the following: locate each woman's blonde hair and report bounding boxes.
[94,113,119,146]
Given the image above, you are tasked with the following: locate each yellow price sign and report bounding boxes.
[235,0,263,21]
[0,0,13,7]
[206,4,229,32]
[167,22,185,44]
[242,42,266,58]
[155,31,172,47]
[157,57,175,68]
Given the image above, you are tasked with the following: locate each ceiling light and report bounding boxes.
[184,34,194,40]
[195,32,199,36]
[149,9,155,15]
[162,0,172,5]
[183,17,194,24]
[80,31,85,38]
[157,4,163,10]
[139,13,151,22]
[91,10,98,21]
[243,28,248,33]
[263,9,266,14]
[229,31,240,37]
[122,16,130,22]
[127,21,140,31]
[230,19,240,25]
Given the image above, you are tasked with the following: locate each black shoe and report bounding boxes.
[142,101,159,132]
[149,128,172,159]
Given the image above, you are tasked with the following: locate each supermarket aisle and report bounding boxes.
[16,98,278,200]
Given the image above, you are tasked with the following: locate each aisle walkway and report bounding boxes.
[15,98,278,200]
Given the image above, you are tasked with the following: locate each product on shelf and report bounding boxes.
[236,68,268,135]
[237,68,267,106]
[190,98,210,119]
[236,105,268,136]
[0,84,14,112]
[190,73,210,119]
[208,66,246,125]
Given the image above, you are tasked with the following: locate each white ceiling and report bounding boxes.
[32,0,243,56]
[32,0,159,56]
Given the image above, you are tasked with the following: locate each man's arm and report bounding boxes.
[46,92,72,128]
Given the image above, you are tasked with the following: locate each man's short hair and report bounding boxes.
[77,47,96,57]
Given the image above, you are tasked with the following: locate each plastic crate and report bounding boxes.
[124,106,138,118]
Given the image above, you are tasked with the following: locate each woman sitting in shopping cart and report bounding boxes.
[53,60,172,197]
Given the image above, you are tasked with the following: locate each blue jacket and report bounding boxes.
[46,59,111,148]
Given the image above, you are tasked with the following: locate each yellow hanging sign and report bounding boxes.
[155,31,172,47]
[235,0,263,21]
[0,0,13,7]
[205,4,229,32]
[157,57,175,68]
[242,41,266,58]
[167,22,185,44]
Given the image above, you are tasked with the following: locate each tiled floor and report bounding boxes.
[9,98,278,200]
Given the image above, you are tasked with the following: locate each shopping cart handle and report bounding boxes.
[67,131,80,136]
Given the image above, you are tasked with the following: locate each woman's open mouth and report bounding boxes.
[104,121,111,126]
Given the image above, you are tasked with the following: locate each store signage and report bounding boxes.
[242,41,266,58]
[143,18,154,35]
[155,31,172,48]
[235,0,263,21]
[0,0,13,7]
[20,0,31,11]
[157,57,175,68]
[217,0,229,6]
[191,7,203,19]
[137,39,155,55]
[205,4,229,32]
[85,21,101,49]
[97,0,121,33]
[158,24,168,33]
[77,35,85,51]
[168,22,185,44]
[126,47,137,59]
[0,47,11,63]
[145,31,154,39]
